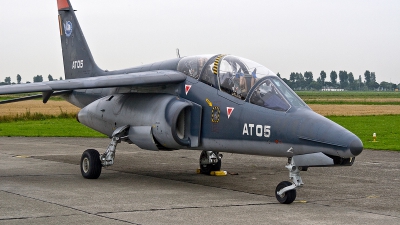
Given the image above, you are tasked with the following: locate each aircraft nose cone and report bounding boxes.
[349,138,363,156]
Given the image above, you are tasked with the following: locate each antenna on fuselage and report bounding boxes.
[176,48,181,58]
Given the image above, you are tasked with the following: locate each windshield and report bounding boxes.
[249,77,306,112]
[270,77,306,107]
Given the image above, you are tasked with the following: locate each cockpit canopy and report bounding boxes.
[177,54,306,112]
[177,54,275,97]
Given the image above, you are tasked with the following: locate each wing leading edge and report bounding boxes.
[0,70,186,95]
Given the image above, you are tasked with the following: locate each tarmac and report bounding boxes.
[0,137,399,225]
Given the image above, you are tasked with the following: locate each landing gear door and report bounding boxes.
[188,101,202,147]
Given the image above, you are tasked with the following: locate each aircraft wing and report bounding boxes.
[0,70,186,95]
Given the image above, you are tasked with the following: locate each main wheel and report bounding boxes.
[275,181,296,204]
[199,151,221,175]
[80,149,102,179]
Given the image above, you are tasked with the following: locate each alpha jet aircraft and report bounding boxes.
[0,0,363,204]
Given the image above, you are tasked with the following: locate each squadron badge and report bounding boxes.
[64,21,73,37]
[211,106,220,123]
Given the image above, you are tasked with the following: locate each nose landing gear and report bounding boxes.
[275,157,304,204]
[199,150,222,175]
[80,125,130,179]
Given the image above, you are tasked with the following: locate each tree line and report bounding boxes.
[0,74,63,85]
[277,70,399,91]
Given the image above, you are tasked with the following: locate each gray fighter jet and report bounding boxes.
[0,0,363,204]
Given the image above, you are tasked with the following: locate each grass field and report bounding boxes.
[0,100,79,116]
[0,118,105,137]
[328,115,399,151]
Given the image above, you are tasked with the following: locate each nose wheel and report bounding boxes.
[275,181,296,204]
[80,149,102,179]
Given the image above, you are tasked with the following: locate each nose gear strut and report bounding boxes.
[100,125,130,167]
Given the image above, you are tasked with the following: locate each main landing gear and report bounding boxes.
[80,126,129,179]
[199,150,222,174]
[275,157,304,204]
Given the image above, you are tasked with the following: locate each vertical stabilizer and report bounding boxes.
[57,0,103,79]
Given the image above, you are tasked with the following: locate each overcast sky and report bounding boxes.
[1,0,399,84]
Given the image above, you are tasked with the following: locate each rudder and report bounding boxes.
[57,0,103,79]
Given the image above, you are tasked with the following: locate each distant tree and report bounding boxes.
[364,70,371,86]
[304,71,313,88]
[17,74,21,84]
[371,72,376,84]
[320,70,326,86]
[48,74,53,81]
[330,71,337,85]
[33,75,43,83]
[276,72,281,78]
[348,72,354,84]
[338,70,348,89]
[4,77,11,85]
[289,72,296,89]
[348,72,355,90]
[59,76,63,80]
[295,73,304,90]
[289,72,296,82]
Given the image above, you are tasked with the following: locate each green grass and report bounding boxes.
[0,118,105,137]
[328,115,400,151]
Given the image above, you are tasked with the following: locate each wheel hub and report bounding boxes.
[82,157,89,173]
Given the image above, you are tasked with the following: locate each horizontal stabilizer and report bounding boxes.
[0,70,186,95]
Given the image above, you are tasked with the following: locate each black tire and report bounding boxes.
[275,181,296,204]
[199,151,222,175]
[80,149,102,179]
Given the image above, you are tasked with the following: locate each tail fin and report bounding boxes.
[57,0,103,79]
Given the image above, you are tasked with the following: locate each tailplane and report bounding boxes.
[57,0,103,79]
